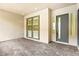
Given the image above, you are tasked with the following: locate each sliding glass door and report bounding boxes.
[56,14,69,43]
[26,16,40,40]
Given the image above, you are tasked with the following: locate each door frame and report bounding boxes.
[77,9,79,45]
[56,13,69,43]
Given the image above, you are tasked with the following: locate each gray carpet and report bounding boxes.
[0,38,79,56]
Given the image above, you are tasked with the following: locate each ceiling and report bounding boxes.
[0,3,76,16]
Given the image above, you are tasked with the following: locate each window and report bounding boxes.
[26,16,40,40]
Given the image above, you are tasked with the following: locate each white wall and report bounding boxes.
[0,10,24,41]
[24,8,50,43]
[52,5,77,46]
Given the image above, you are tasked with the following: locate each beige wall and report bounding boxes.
[24,4,79,46]
[52,5,77,46]
[24,8,50,43]
[0,10,24,41]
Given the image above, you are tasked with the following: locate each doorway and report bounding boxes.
[56,14,69,43]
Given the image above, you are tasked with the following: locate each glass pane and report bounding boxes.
[27,30,32,37]
[33,17,39,25]
[33,16,39,39]
[58,17,61,39]
[33,31,38,39]
[27,18,32,37]
[33,25,38,30]
[33,25,39,38]
[27,26,32,30]
[27,18,32,26]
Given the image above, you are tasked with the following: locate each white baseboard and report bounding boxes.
[0,37,24,42]
[52,40,77,47]
[24,37,49,44]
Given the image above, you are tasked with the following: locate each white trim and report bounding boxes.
[24,37,49,44]
[25,37,39,41]
[53,40,77,47]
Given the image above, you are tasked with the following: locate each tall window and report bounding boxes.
[26,16,40,40]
